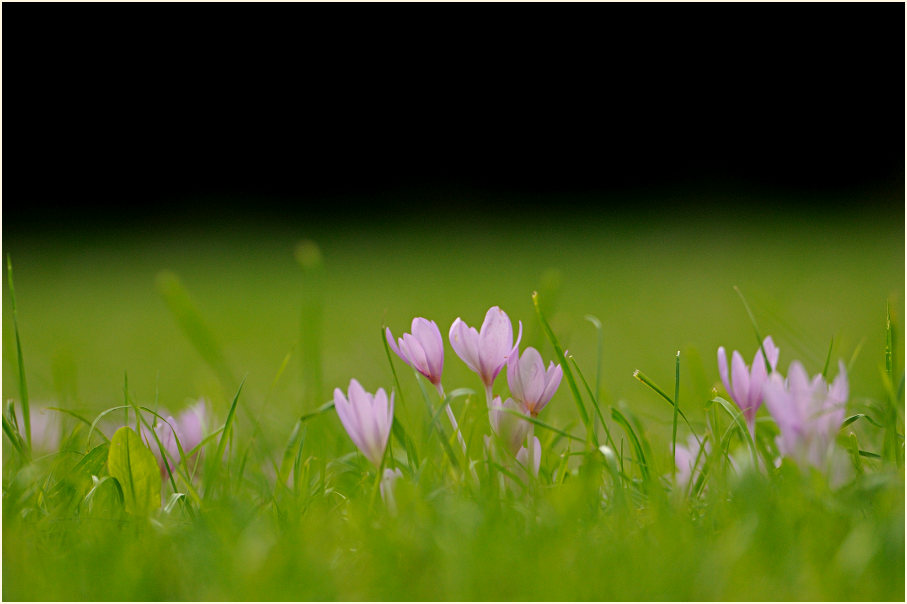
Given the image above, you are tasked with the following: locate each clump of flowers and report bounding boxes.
[762,360,848,469]
[141,399,209,477]
[717,336,779,436]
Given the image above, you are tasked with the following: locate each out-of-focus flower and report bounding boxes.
[762,360,848,469]
[386,318,445,394]
[488,396,530,455]
[15,405,60,453]
[334,379,394,467]
[507,346,562,417]
[516,435,541,478]
[718,336,780,435]
[141,399,208,476]
[674,435,708,487]
[380,467,403,515]
[449,306,522,392]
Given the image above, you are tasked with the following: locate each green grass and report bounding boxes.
[2,204,904,600]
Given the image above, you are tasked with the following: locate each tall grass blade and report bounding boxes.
[296,240,324,408]
[672,351,680,479]
[610,407,649,486]
[734,285,772,372]
[206,377,246,496]
[6,255,30,450]
[822,336,835,379]
[380,325,419,467]
[584,315,603,397]
[155,270,235,388]
[632,369,700,445]
[533,291,594,446]
[568,356,614,450]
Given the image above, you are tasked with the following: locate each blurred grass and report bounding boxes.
[2,203,902,443]
[2,196,904,600]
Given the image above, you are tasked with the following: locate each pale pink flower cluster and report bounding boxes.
[341,306,563,482]
[140,399,208,477]
[714,336,849,471]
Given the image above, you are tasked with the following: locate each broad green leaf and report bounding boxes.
[107,427,161,516]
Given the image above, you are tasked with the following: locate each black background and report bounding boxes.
[3,8,904,234]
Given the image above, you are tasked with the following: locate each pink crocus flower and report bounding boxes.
[762,360,848,469]
[717,336,780,436]
[488,396,531,455]
[334,379,394,467]
[386,317,445,395]
[506,346,563,417]
[141,399,208,477]
[449,306,522,396]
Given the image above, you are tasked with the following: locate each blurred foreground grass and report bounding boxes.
[2,201,904,600]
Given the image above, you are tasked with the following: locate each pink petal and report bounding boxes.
[412,318,444,380]
[385,327,404,362]
[536,362,563,413]
[519,347,546,408]
[730,350,751,412]
[717,347,732,398]
[477,306,513,382]
[762,336,780,371]
[449,318,480,373]
[401,333,430,377]
[506,350,525,402]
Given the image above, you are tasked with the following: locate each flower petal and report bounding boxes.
[717,346,732,398]
[730,350,751,412]
[413,318,444,382]
[477,306,513,382]
[449,318,480,373]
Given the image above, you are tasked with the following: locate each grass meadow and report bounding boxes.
[2,200,904,601]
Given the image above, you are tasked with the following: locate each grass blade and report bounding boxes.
[709,396,758,469]
[733,286,772,373]
[6,255,30,450]
[533,291,595,447]
[206,377,246,496]
[632,369,700,446]
[672,351,680,480]
[156,270,235,388]
[501,408,585,443]
[822,335,835,379]
[568,356,615,450]
[610,407,649,487]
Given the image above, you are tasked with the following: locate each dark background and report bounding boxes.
[3,9,904,234]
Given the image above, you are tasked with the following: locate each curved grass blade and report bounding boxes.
[709,396,758,468]
[672,351,680,479]
[501,407,585,443]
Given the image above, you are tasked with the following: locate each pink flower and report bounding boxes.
[334,379,394,467]
[386,318,444,393]
[141,399,208,477]
[488,396,531,455]
[762,360,848,469]
[449,306,522,389]
[506,346,562,417]
[717,336,780,435]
